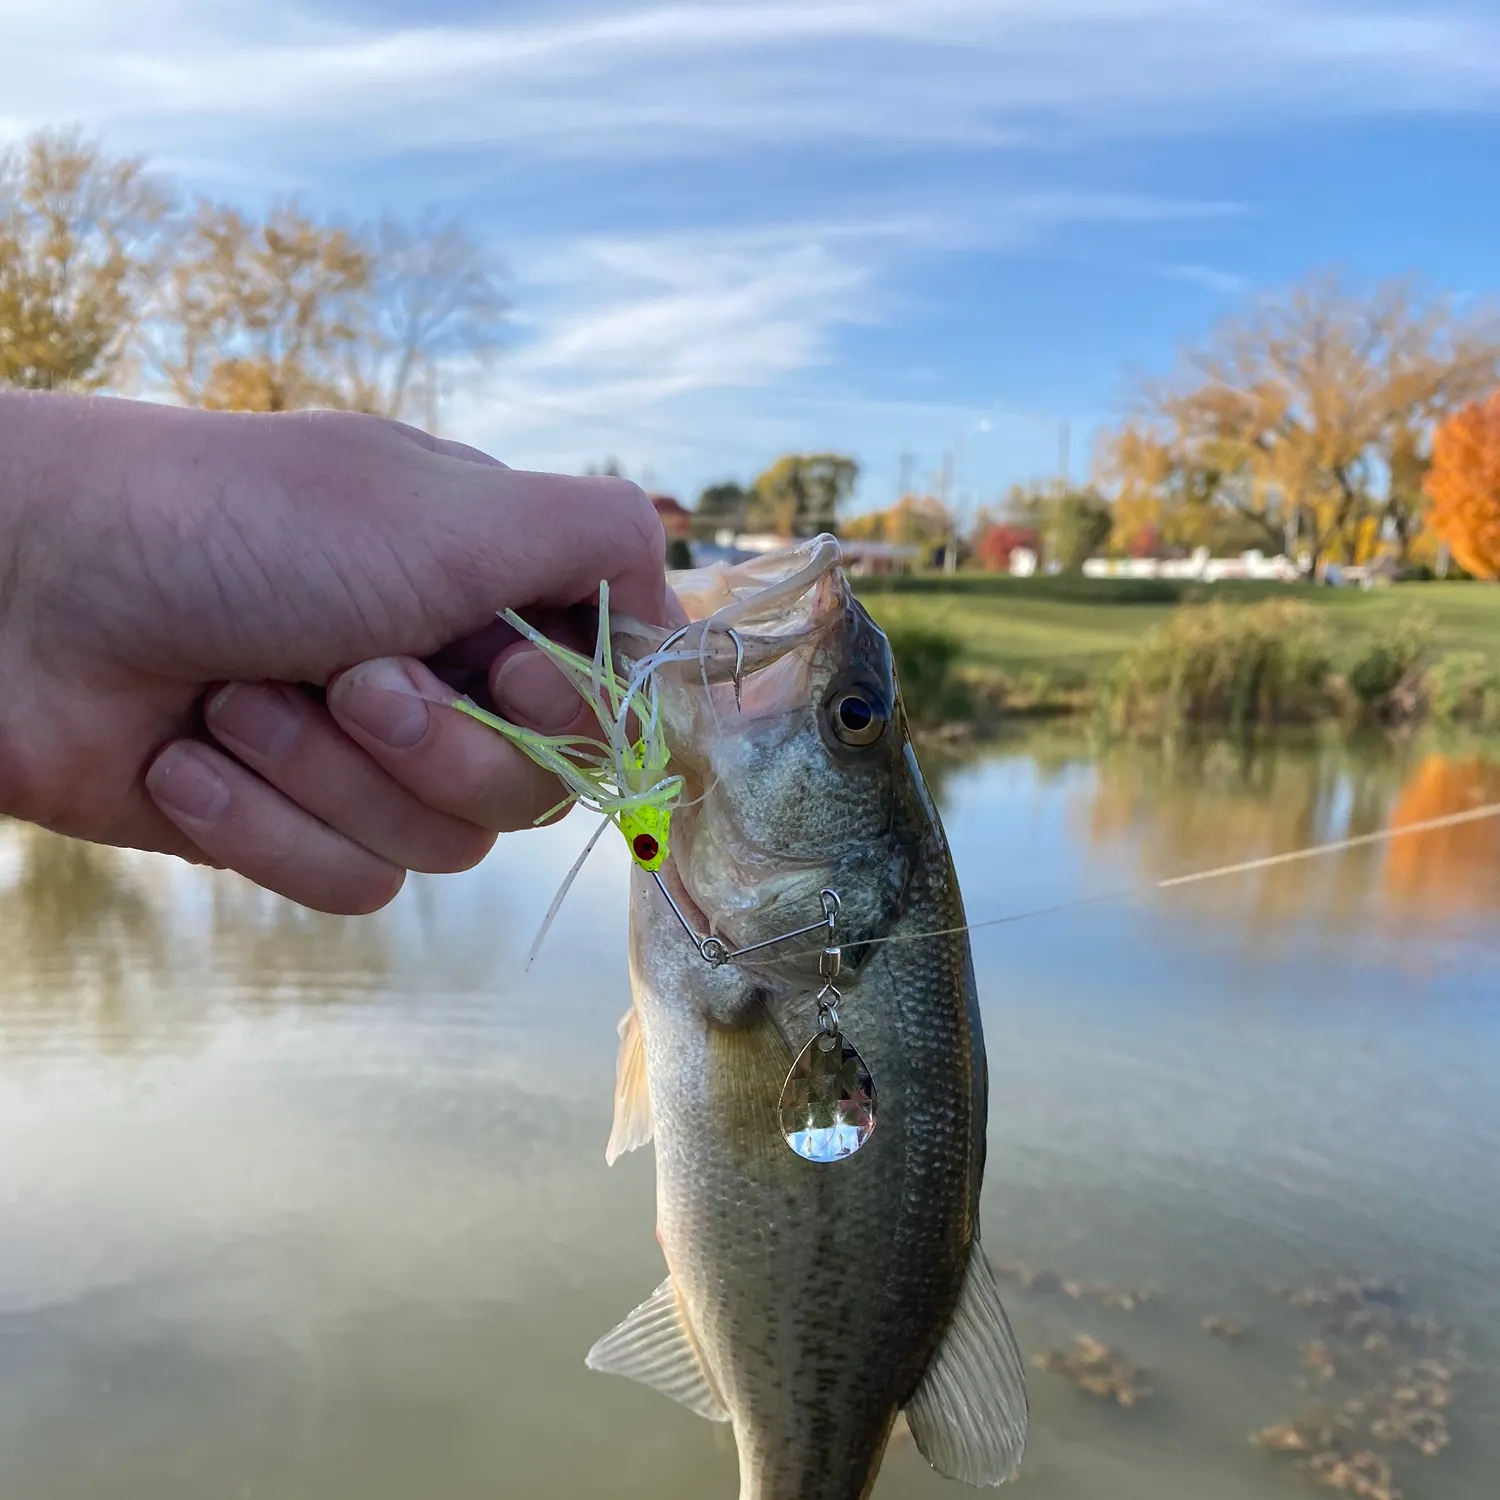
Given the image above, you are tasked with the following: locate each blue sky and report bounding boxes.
[5,1,1500,517]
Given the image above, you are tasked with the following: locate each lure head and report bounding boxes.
[616,536,931,961]
[621,802,670,873]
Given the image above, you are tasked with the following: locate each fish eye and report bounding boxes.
[829,688,887,747]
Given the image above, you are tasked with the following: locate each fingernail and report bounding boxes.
[330,658,431,748]
[148,747,231,824]
[206,683,302,759]
[494,650,577,732]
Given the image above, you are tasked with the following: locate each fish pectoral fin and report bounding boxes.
[585,1276,729,1424]
[904,1237,1029,1486]
[605,1005,654,1166]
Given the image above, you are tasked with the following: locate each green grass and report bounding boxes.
[855,575,1500,710]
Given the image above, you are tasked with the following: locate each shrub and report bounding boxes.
[1049,491,1114,572]
[1345,611,1433,716]
[885,624,970,726]
[1426,651,1500,730]
[1101,599,1333,735]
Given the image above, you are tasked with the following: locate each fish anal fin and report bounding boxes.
[904,1237,1029,1486]
[585,1277,729,1423]
[605,1005,654,1166]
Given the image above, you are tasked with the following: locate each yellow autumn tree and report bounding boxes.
[157,200,373,413]
[748,454,859,536]
[0,129,174,391]
[154,200,506,422]
[842,493,952,546]
[1103,269,1500,568]
[1423,391,1500,579]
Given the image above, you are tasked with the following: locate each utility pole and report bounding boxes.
[937,448,958,574]
[1058,421,1071,488]
[896,449,915,502]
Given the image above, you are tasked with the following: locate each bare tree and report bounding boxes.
[343,212,508,425]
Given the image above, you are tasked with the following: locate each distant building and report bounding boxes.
[692,540,755,567]
[974,523,1041,573]
[838,540,921,577]
[1082,547,1301,582]
[730,532,793,554]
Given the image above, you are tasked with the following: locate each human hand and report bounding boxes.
[0,392,676,913]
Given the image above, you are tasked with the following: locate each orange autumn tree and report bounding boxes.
[1424,392,1500,579]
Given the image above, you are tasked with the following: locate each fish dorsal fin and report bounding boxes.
[904,1236,1029,1485]
[585,1277,729,1423]
[605,1005,654,1166]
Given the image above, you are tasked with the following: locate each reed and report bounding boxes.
[1099,600,1334,734]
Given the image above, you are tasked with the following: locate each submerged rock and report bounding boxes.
[1032,1335,1153,1407]
[1201,1315,1250,1341]
[1276,1276,1404,1312]
[1306,1448,1401,1500]
[1260,1269,1471,1497]
[992,1261,1157,1311]
[1253,1402,1355,1456]
[1254,1406,1401,1499]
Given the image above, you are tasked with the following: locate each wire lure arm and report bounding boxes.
[650,873,840,969]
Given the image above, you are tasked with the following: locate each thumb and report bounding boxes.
[374,444,672,639]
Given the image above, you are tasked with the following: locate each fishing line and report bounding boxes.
[461,561,1500,969]
[769,799,1500,964]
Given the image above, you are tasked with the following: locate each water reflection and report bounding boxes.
[0,733,1498,1500]
[1073,736,1500,938]
[0,824,173,1052]
[0,821,393,1053]
[1385,755,1500,915]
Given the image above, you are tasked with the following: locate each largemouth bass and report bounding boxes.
[590,535,1027,1499]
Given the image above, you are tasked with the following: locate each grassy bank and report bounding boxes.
[856,575,1500,732]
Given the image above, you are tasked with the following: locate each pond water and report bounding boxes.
[1,730,1497,1500]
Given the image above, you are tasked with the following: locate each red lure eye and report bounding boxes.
[632,833,660,864]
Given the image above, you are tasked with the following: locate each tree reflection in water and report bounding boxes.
[0,823,392,1054]
[1072,734,1500,941]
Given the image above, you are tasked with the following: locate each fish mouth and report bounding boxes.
[673,533,842,636]
[617,535,853,946]
[614,533,847,693]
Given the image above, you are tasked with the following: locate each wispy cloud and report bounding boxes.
[4,1,1499,168]
[1161,263,1249,295]
[442,187,1232,487]
[3,2,1493,504]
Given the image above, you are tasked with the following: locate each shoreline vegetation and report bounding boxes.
[856,575,1500,741]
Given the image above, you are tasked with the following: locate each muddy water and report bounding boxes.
[0,731,1496,1499]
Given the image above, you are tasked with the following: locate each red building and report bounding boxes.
[648,493,694,542]
[974,523,1041,572]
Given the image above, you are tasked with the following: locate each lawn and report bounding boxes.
[853,574,1500,694]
